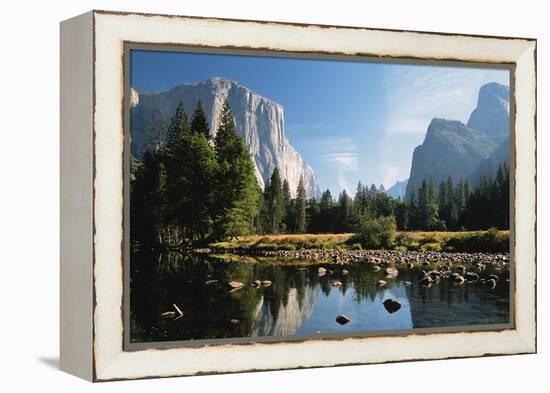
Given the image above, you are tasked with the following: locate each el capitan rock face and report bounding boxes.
[130,78,319,198]
[405,82,510,198]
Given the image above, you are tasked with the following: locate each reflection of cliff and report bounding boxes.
[252,287,318,336]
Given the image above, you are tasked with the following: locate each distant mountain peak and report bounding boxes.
[405,81,510,198]
[386,179,408,200]
[467,82,510,141]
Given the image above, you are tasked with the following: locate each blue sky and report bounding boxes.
[131,50,509,195]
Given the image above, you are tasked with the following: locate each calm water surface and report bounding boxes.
[130,252,510,343]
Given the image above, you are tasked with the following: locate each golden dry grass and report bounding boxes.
[210,230,509,251]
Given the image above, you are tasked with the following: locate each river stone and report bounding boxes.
[342,269,349,275]
[383,299,402,314]
[485,278,497,289]
[251,280,262,287]
[372,265,381,272]
[385,267,398,276]
[228,281,244,290]
[262,280,272,287]
[377,280,386,287]
[336,315,350,325]
[331,280,343,287]
[453,275,465,284]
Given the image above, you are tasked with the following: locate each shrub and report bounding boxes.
[407,241,421,251]
[352,215,397,249]
[350,243,363,250]
[420,242,442,252]
[278,243,297,251]
[443,228,509,253]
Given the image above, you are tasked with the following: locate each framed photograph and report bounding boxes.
[60,10,537,381]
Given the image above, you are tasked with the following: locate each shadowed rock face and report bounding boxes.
[130,77,319,198]
[406,118,497,197]
[467,82,510,142]
[405,82,510,198]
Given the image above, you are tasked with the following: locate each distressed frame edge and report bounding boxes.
[59,11,95,381]
[90,11,537,381]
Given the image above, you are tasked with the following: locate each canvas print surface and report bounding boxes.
[128,49,511,345]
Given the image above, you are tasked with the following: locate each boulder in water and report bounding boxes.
[336,315,350,325]
[383,299,402,313]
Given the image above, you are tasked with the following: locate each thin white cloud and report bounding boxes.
[315,137,358,170]
[378,65,509,188]
[308,136,359,193]
[384,66,509,135]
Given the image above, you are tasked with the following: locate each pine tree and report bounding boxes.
[163,101,193,241]
[295,176,307,233]
[281,179,292,232]
[267,167,284,233]
[319,189,334,232]
[408,189,418,229]
[190,100,210,138]
[306,197,320,233]
[166,101,190,147]
[418,180,430,229]
[337,189,352,232]
[213,100,259,239]
[130,150,169,247]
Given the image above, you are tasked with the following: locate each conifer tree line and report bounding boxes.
[131,99,510,249]
[395,163,510,232]
[131,99,261,248]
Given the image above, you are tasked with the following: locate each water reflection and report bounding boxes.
[130,252,510,343]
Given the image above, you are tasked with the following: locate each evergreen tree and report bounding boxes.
[295,176,307,233]
[306,197,320,233]
[281,179,292,232]
[213,100,259,239]
[408,189,418,229]
[266,167,284,233]
[190,100,210,139]
[130,150,169,247]
[373,185,393,217]
[164,101,193,241]
[417,180,439,230]
[394,198,409,230]
[336,189,352,232]
[166,101,190,147]
[319,189,334,232]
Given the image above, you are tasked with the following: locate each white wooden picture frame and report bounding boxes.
[60,10,536,381]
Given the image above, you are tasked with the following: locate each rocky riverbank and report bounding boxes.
[195,247,509,269]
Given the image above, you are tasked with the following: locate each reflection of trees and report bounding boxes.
[130,252,511,342]
[131,252,263,342]
[405,268,510,328]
